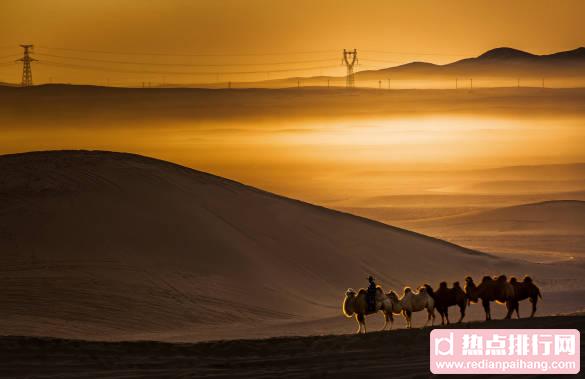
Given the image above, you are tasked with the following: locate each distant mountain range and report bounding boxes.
[355,47,585,80]
[244,47,585,87]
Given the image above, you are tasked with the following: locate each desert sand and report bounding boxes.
[400,200,585,262]
[1,150,584,343]
[1,315,583,378]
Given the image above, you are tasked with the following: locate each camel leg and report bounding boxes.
[382,313,389,331]
[515,302,520,319]
[482,299,491,321]
[445,308,450,325]
[439,309,445,325]
[425,308,432,326]
[457,303,465,323]
[530,296,537,318]
[403,310,412,328]
[357,313,366,334]
[504,300,515,320]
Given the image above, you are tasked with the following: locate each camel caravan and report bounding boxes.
[342,274,542,333]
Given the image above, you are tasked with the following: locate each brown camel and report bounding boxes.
[464,275,515,320]
[509,276,542,318]
[425,282,467,325]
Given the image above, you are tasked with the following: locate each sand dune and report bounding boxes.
[403,200,585,261]
[1,151,584,341]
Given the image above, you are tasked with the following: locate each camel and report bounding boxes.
[399,286,435,328]
[464,275,515,320]
[342,287,398,333]
[425,282,467,325]
[382,290,404,330]
[509,276,542,318]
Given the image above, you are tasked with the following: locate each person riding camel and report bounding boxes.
[366,275,377,312]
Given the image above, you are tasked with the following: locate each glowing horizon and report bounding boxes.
[1,0,584,85]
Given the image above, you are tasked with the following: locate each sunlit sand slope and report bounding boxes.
[0,151,582,340]
[404,200,585,261]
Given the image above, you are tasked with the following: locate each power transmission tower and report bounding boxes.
[342,49,358,88]
[17,44,37,87]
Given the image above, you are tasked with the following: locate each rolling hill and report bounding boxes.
[404,200,585,261]
[0,151,583,341]
[353,47,585,81]
[360,47,585,79]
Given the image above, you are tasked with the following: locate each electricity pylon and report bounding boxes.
[17,44,37,87]
[342,49,358,88]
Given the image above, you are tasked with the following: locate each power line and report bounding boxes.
[2,45,474,59]
[361,49,469,57]
[360,58,402,65]
[34,52,338,67]
[37,45,338,58]
[39,60,341,76]
[0,54,20,60]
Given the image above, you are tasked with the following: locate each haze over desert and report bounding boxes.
[1,1,584,377]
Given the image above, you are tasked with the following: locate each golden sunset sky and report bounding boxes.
[1,0,584,85]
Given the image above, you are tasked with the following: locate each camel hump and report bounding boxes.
[510,277,518,284]
[523,276,533,284]
[346,288,356,296]
[439,281,448,289]
[481,275,492,283]
[403,287,412,294]
[497,274,507,282]
[453,281,461,288]
[357,288,367,296]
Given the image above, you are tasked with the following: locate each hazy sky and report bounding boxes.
[1,0,584,84]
